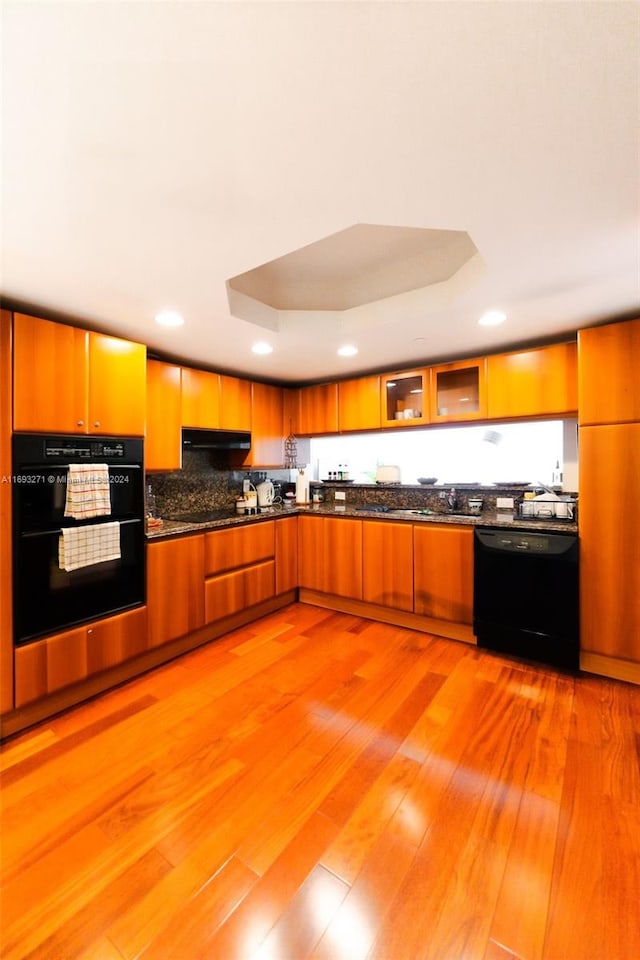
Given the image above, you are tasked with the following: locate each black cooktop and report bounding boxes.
[165,509,237,523]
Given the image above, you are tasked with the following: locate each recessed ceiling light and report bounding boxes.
[478,310,506,327]
[155,310,184,327]
[337,345,358,357]
[251,341,273,355]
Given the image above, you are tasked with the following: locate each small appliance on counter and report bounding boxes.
[375,465,401,484]
[256,479,276,507]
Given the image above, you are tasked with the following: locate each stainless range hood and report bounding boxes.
[182,428,251,450]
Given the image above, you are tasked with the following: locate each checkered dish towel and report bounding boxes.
[59,522,121,572]
[64,463,111,519]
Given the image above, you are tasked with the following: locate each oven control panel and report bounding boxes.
[44,440,126,459]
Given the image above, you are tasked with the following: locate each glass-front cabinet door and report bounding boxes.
[429,358,487,422]
[380,370,429,427]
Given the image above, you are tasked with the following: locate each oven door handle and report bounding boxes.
[20,518,142,539]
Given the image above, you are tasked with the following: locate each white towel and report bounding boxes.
[59,522,121,572]
[64,463,111,519]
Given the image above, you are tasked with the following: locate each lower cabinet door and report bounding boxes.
[362,520,414,611]
[275,516,298,594]
[205,560,275,623]
[14,606,148,708]
[147,535,205,647]
[413,524,474,624]
[298,516,363,599]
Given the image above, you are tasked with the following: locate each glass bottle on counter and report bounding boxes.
[146,483,157,519]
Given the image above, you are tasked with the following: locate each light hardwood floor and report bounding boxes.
[1,603,639,960]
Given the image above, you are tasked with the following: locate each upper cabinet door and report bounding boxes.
[13,313,87,433]
[242,381,284,467]
[219,374,252,431]
[181,367,220,428]
[88,333,146,435]
[13,314,146,436]
[380,370,429,427]
[579,318,640,426]
[487,343,578,420]
[338,375,381,432]
[297,383,339,435]
[429,358,487,423]
[146,360,182,471]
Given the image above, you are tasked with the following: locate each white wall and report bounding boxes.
[311,420,574,488]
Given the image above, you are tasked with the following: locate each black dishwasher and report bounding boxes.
[473,527,579,670]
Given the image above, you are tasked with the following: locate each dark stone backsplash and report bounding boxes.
[147,452,576,519]
[148,451,242,515]
[310,481,577,516]
[147,451,292,516]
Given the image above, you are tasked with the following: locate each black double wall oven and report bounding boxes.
[12,434,145,646]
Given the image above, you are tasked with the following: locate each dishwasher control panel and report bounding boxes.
[475,528,577,557]
[496,535,548,552]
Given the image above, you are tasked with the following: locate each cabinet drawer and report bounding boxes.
[205,560,275,622]
[204,521,275,576]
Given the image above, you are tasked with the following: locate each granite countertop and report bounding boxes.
[146,503,577,539]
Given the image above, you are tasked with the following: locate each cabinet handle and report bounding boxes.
[77,420,84,426]
[93,421,101,428]
[87,629,93,635]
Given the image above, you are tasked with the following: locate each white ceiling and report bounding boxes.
[2,1,639,383]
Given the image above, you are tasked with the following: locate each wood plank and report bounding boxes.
[2,603,639,960]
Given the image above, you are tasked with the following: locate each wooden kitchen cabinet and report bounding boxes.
[380,369,429,428]
[13,313,146,435]
[180,367,220,429]
[275,516,298,594]
[204,521,276,623]
[242,381,285,467]
[282,387,300,437]
[579,424,640,672]
[219,374,252,431]
[298,515,363,599]
[147,535,205,647]
[429,358,487,423]
[87,333,146,435]
[338,375,381,432]
[362,520,413,611]
[578,318,640,426]
[1,310,13,714]
[204,521,275,576]
[14,607,147,707]
[205,561,275,622]
[297,383,339,435]
[413,524,474,623]
[146,360,182,471]
[487,342,578,420]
